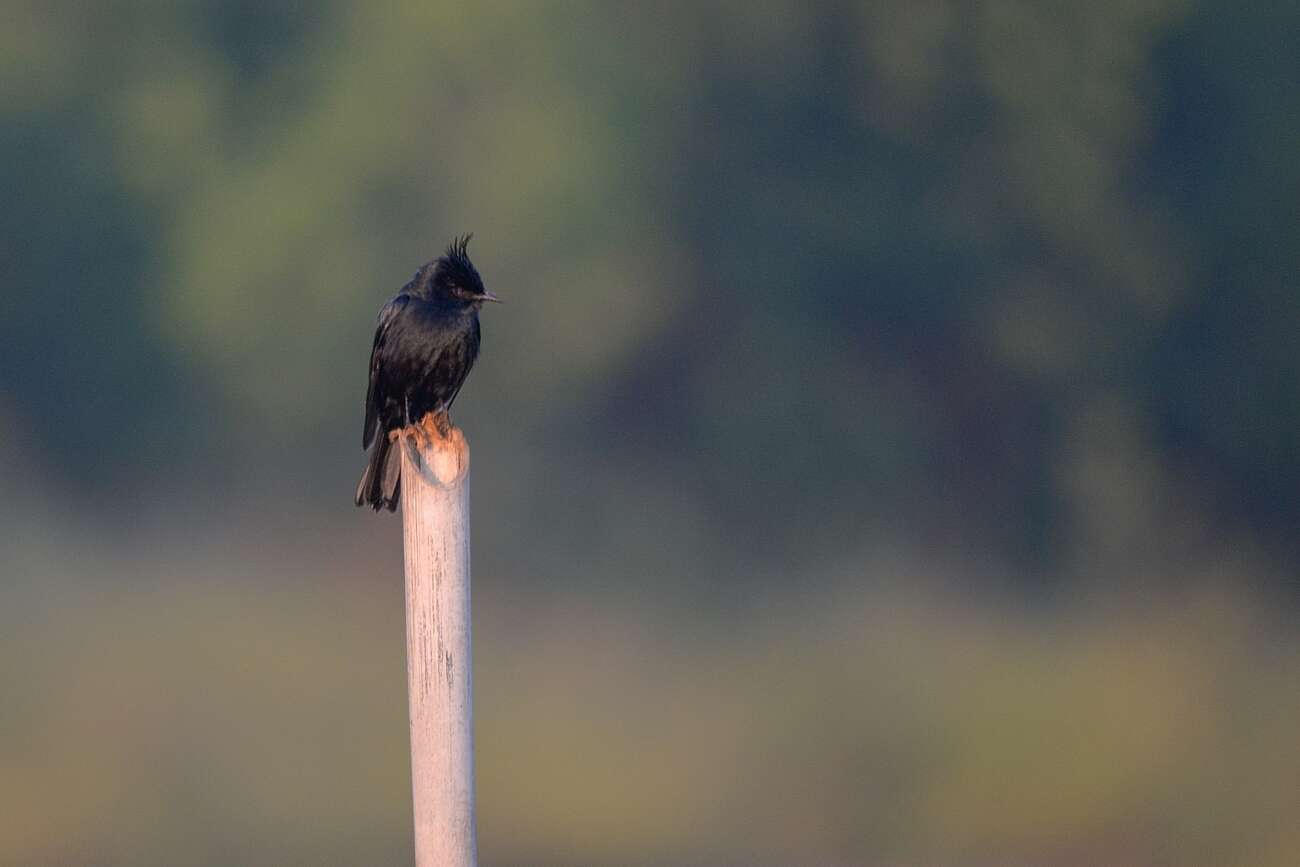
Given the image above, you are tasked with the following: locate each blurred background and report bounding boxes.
[2,2,1297,865]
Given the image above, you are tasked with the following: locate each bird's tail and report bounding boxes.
[355,435,401,511]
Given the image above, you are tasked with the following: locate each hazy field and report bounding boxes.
[4,504,1295,866]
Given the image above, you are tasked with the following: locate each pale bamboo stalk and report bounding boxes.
[399,427,477,867]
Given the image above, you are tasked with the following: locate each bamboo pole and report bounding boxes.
[399,426,477,867]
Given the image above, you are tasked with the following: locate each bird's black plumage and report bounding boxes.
[355,235,499,511]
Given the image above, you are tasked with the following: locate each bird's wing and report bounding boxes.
[362,294,411,448]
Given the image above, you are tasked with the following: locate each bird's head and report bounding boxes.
[418,234,501,308]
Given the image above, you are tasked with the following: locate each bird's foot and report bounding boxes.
[421,410,452,442]
[390,423,427,450]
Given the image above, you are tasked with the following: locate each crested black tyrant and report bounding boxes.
[355,235,500,511]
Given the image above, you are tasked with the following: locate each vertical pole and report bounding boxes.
[400,427,477,867]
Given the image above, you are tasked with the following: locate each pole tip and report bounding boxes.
[399,423,469,487]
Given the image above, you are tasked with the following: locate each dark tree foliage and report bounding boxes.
[1,1,1295,579]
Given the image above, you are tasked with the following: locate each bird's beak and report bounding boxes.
[478,290,503,303]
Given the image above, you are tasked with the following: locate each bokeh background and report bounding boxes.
[3,2,1298,865]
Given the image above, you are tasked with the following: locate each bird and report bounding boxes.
[355,235,500,511]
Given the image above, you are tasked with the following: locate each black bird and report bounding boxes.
[355,235,500,511]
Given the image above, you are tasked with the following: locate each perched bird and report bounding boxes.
[355,235,500,511]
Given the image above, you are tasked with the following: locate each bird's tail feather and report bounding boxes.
[355,435,401,511]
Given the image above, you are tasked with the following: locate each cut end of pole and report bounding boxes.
[399,424,470,487]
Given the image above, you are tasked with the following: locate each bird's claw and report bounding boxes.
[389,422,427,450]
[386,412,450,453]
[419,410,452,442]
[434,410,453,439]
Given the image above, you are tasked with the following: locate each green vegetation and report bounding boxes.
[4,1,1297,569]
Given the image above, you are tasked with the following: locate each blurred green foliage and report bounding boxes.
[2,0,1296,571]
[1,2,1298,865]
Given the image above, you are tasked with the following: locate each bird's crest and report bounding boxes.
[429,233,482,294]
[446,233,474,266]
